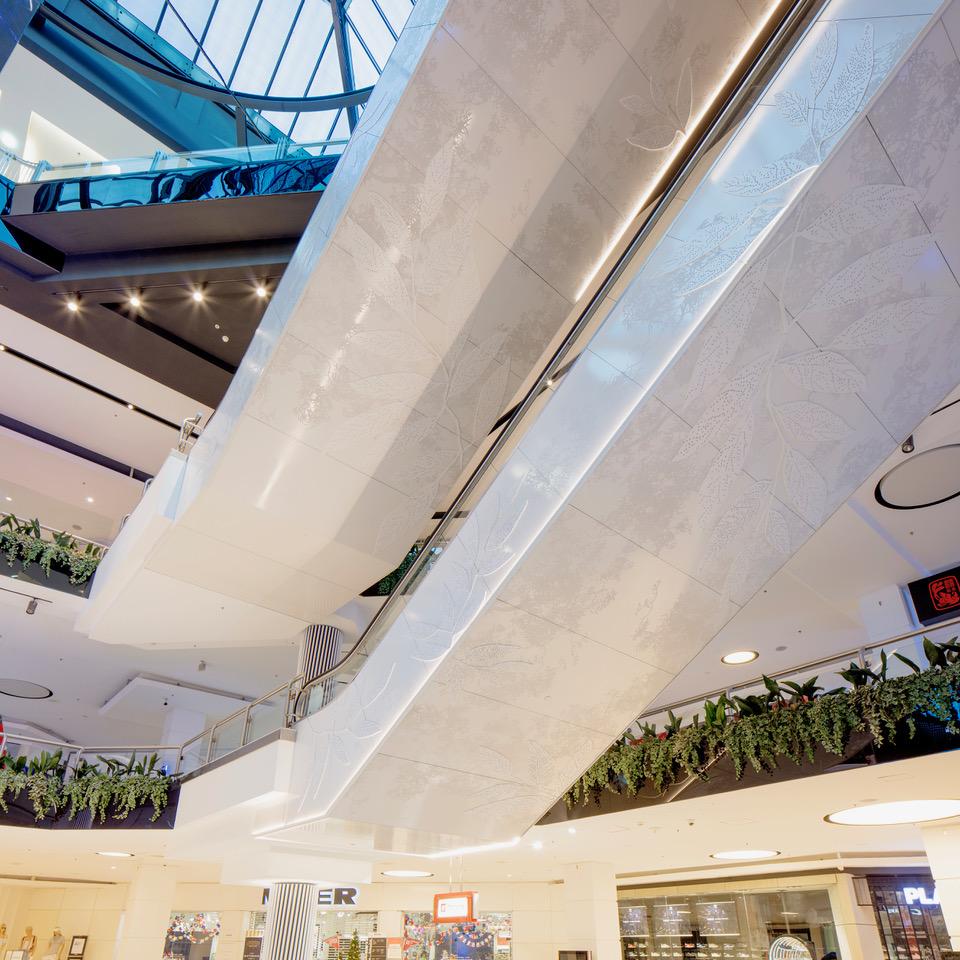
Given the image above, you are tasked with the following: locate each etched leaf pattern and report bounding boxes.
[776,401,851,443]
[777,350,865,393]
[801,184,919,242]
[830,297,952,349]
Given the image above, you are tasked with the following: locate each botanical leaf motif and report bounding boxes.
[675,354,770,460]
[696,412,753,527]
[347,717,381,739]
[814,23,874,145]
[802,234,935,313]
[350,370,429,402]
[449,332,508,398]
[775,90,809,126]
[321,401,411,446]
[675,58,693,135]
[420,135,456,231]
[338,216,386,273]
[782,448,827,525]
[830,296,952,349]
[809,21,839,98]
[368,191,411,255]
[776,400,851,442]
[417,217,472,298]
[724,156,811,198]
[473,357,510,439]
[777,349,866,393]
[370,256,413,318]
[662,211,752,274]
[683,260,766,407]
[622,93,683,152]
[801,184,920,242]
[704,480,769,561]
[348,330,435,365]
[764,509,791,555]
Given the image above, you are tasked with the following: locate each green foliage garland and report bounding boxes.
[0,514,103,585]
[0,751,175,823]
[568,646,960,807]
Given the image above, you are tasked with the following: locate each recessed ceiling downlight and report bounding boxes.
[711,849,779,861]
[0,679,52,699]
[381,869,434,878]
[826,800,960,825]
[875,445,960,510]
[721,650,759,665]
[97,851,134,858]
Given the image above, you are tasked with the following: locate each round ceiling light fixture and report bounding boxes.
[381,869,434,879]
[255,283,268,299]
[97,851,134,858]
[711,849,780,861]
[0,678,53,699]
[826,799,960,825]
[65,295,80,314]
[875,445,960,510]
[721,650,759,665]
[191,288,205,303]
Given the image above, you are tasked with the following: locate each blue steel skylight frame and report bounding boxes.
[117,0,415,143]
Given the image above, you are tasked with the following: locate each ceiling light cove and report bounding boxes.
[875,446,960,510]
[711,849,780,861]
[0,678,52,699]
[722,650,759,665]
[381,870,434,879]
[96,851,134,858]
[826,800,960,826]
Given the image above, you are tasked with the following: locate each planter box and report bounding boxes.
[3,557,93,597]
[0,785,178,830]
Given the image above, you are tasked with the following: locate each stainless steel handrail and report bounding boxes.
[292,0,824,717]
[636,615,960,723]
[177,413,204,453]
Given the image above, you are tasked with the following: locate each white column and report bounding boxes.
[116,864,176,960]
[921,822,960,950]
[560,862,621,960]
[263,883,320,960]
[827,875,884,960]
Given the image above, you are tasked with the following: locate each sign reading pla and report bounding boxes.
[903,887,940,906]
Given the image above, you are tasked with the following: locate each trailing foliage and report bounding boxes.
[0,514,103,585]
[568,639,960,806]
[0,751,175,823]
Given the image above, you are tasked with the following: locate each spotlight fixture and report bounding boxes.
[901,435,915,454]
[128,293,142,309]
[255,283,268,299]
[381,869,434,878]
[65,295,80,313]
[532,840,544,850]
[4,496,11,502]
[567,826,577,835]
[25,598,37,615]
[221,335,230,343]
[96,851,134,858]
[721,650,759,665]
[191,288,205,303]
[826,800,960,826]
[0,344,6,351]
[85,496,95,504]
[711,849,779,861]
[126,403,135,411]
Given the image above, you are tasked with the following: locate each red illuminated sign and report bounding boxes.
[909,564,960,625]
[929,575,960,612]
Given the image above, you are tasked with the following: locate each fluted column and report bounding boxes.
[263,883,320,960]
[299,625,344,709]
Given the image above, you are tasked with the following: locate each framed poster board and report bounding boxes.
[68,937,87,959]
[242,937,262,960]
[433,892,478,924]
[369,937,387,960]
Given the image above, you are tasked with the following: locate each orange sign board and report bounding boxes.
[433,891,478,924]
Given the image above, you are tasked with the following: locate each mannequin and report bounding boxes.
[19,926,37,957]
[42,929,65,960]
[0,923,7,956]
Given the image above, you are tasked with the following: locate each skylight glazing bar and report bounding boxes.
[369,0,400,42]
[265,0,306,95]
[347,15,382,74]
[226,0,265,89]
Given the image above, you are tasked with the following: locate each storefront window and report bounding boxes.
[245,910,379,960]
[618,889,838,960]
[163,913,221,960]
[866,875,959,960]
[403,912,512,960]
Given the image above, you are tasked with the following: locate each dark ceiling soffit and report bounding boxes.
[0,412,153,482]
[38,5,375,113]
[0,342,183,432]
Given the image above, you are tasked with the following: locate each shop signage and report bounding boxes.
[243,937,263,960]
[318,887,359,906]
[369,937,387,960]
[908,566,960,624]
[903,885,940,906]
[433,891,478,924]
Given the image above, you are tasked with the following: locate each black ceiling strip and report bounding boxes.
[0,343,184,431]
[0,413,153,483]
[931,396,960,417]
[104,304,238,375]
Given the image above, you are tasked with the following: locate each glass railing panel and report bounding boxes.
[178,730,212,775]
[208,713,245,762]
[246,696,286,743]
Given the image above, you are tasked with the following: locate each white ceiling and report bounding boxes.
[0,584,298,746]
[650,392,960,708]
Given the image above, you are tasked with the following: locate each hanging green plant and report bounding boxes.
[0,514,103,585]
[567,639,960,807]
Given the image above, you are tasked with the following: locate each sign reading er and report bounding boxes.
[318,887,359,906]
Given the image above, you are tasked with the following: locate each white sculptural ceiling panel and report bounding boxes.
[273,0,960,849]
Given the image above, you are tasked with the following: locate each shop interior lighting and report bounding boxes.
[381,870,434,878]
[721,650,759,665]
[128,292,142,309]
[255,283,269,299]
[826,800,960,825]
[711,849,779,861]
[65,295,80,313]
[191,288,205,303]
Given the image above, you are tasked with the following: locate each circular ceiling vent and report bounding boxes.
[0,678,53,699]
[875,445,960,510]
